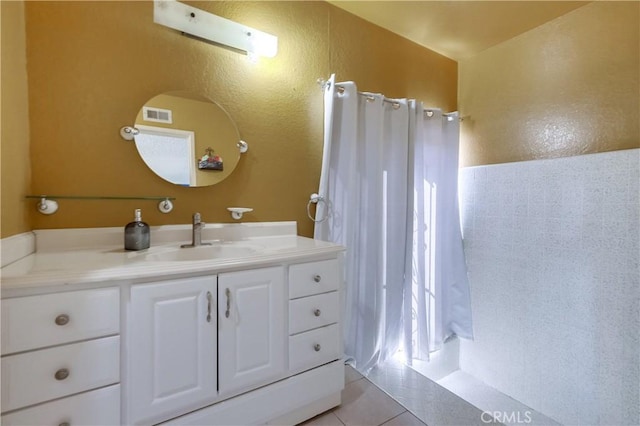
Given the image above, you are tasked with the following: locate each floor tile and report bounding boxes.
[380,411,426,426]
[332,378,406,426]
[299,411,345,426]
[345,365,364,384]
[369,359,499,426]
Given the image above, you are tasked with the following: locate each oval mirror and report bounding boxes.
[133,91,242,187]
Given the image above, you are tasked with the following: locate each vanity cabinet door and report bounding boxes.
[218,267,286,397]
[128,276,217,425]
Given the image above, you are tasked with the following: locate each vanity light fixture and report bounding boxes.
[154,0,278,59]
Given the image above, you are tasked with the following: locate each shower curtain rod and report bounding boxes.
[341,86,463,120]
[334,85,402,109]
[317,78,463,120]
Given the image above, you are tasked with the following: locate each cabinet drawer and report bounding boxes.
[289,292,339,335]
[289,324,339,373]
[1,384,120,426]
[1,336,120,412]
[289,259,339,299]
[1,287,120,355]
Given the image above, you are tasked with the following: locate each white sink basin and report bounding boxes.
[145,244,262,262]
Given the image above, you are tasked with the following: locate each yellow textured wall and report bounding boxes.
[1,1,32,238]
[21,1,456,237]
[459,1,640,166]
[329,6,457,109]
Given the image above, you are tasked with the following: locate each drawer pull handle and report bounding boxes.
[59,422,70,426]
[313,274,322,283]
[54,368,69,381]
[314,343,321,352]
[313,309,321,317]
[206,291,212,323]
[55,314,70,326]
[225,288,231,318]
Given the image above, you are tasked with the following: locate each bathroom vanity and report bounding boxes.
[0,222,345,425]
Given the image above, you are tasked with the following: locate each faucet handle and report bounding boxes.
[193,212,201,223]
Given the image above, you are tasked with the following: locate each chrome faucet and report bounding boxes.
[181,213,212,248]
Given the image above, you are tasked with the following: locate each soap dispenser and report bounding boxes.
[124,209,150,251]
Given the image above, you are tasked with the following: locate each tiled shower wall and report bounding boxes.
[458,149,639,425]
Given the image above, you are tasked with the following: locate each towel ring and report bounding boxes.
[307,193,328,223]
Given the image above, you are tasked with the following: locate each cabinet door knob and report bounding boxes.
[54,368,69,381]
[55,314,70,326]
[313,274,321,283]
[313,309,321,317]
[313,343,321,352]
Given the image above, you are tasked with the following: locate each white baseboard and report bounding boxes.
[267,392,341,425]
[162,361,344,425]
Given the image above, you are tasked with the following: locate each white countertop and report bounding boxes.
[1,222,344,297]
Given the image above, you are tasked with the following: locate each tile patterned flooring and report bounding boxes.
[301,364,426,426]
[301,361,499,426]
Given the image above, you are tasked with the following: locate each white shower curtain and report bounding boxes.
[315,77,472,373]
[406,109,474,363]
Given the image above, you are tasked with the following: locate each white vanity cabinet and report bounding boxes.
[159,258,344,426]
[218,267,286,397]
[128,276,217,426]
[1,228,345,426]
[128,267,288,424]
[0,288,121,426]
[288,260,341,374]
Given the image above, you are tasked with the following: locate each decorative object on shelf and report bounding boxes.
[153,0,278,60]
[198,147,223,171]
[227,207,253,220]
[26,195,175,215]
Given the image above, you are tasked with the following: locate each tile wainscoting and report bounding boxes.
[459,149,639,425]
